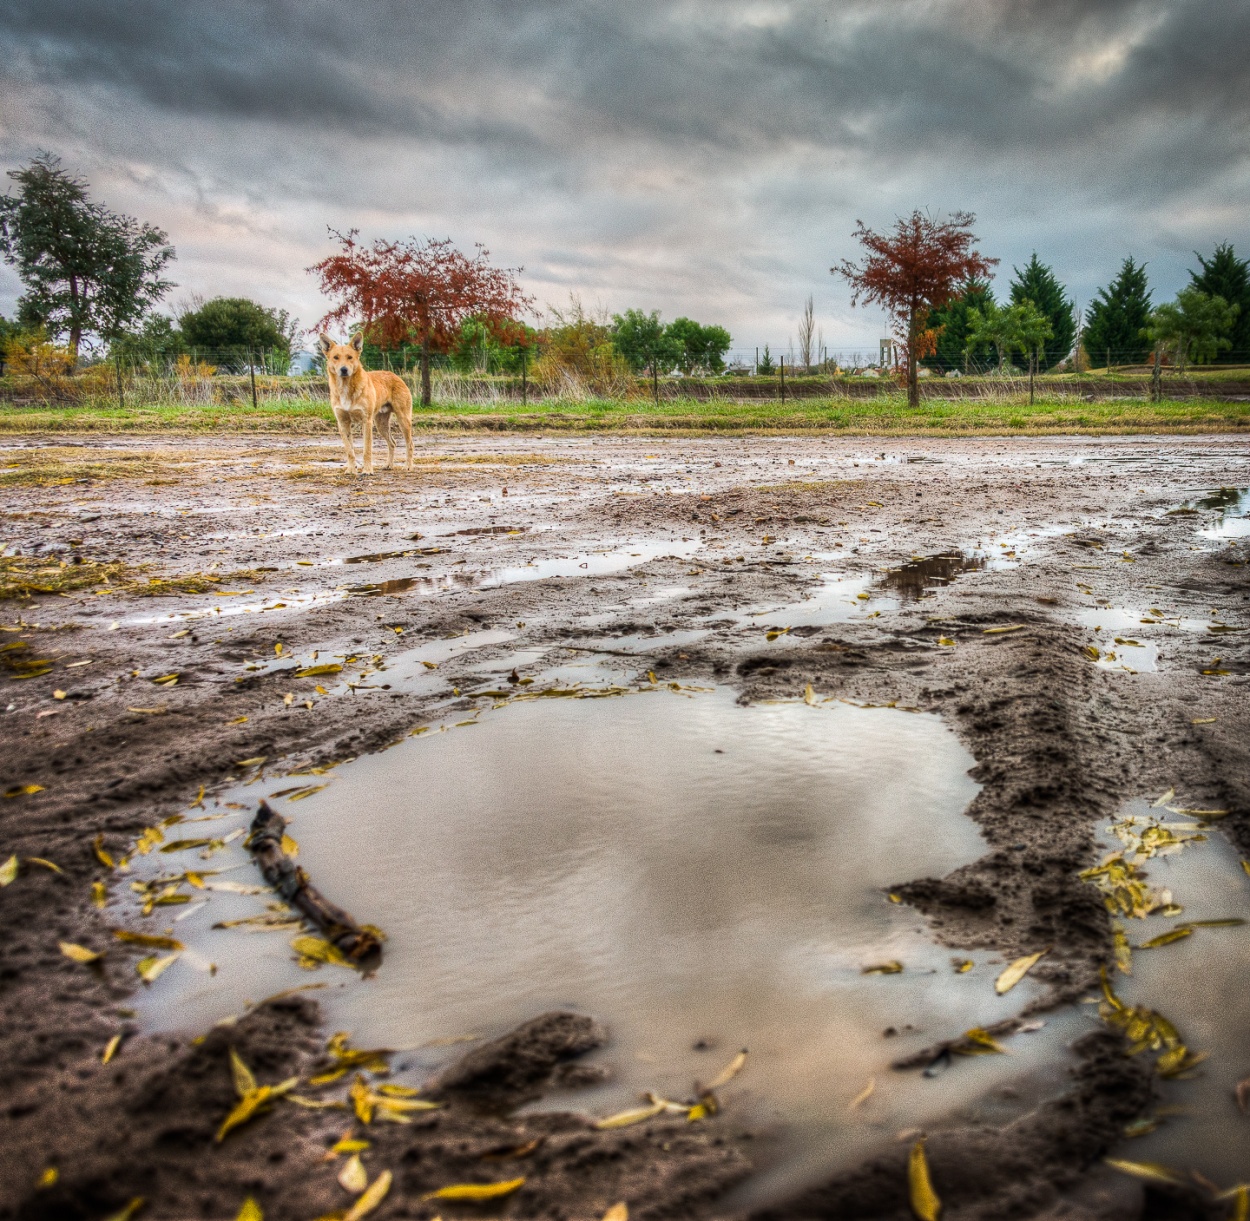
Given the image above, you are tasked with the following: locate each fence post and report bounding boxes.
[521,347,528,407]
[115,349,124,411]
[780,356,786,403]
[652,360,658,405]
[249,348,258,409]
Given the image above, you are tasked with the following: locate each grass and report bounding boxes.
[0,393,1247,436]
[0,555,275,601]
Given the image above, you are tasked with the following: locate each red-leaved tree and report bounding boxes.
[311,232,534,405]
[834,212,998,407]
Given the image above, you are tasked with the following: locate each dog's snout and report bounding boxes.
[339,365,351,377]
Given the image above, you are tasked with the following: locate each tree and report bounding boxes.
[611,309,682,375]
[757,344,775,374]
[449,316,541,375]
[834,211,997,407]
[1012,300,1054,403]
[312,232,533,406]
[0,153,174,360]
[1189,244,1250,363]
[922,279,995,372]
[179,297,298,369]
[1143,288,1239,374]
[1083,257,1152,368]
[1008,254,1075,370]
[110,313,186,366]
[796,296,816,369]
[665,317,732,374]
[965,300,1016,371]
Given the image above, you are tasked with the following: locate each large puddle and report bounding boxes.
[126,672,1083,1202]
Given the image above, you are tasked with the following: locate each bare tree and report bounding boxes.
[797,295,816,370]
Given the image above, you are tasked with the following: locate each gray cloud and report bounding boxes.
[1,0,1247,349]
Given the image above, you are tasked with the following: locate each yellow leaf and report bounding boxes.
[53,689,66,700]
[862,960,903,975]
[4,783,45,797]
[376,1083,420,1097]
[908,1138,941,1221]
[994,949,1047,995]
[289,1095,348,1110]
[951,958,973,973]
[1082,645,1101,661]
[344,1170,392,1221]
[135,953,180,983]
[937,636,956,646]
[958,1028,1007,1055]
[424,1178,525,1202]
[602,1204,629,1221]
[0,855,17,886]
[707,1048,748,1090]
[102,1033,122,1064]
[982,625,1024,634]
[1104,1158,1183,1185]
[231,1047,258,1096]
[1113,924,1132,975]
[326,1137,371,1158]
[848,1078,875,1110]
[38,1167,58,1189]
[114,930,183,950]
[1137,927,1193,949]
[152,673,179,686]
[93,834,115,869]
[287,785,327,801]
[292,935,352,969]
[296,664,343,677]
[421,660,438,670]
[338,1154,368,1194]
[60,941,102,964]
[216,1085,274,1142]
[280,833,300,857]
[595,1101,666,1129]
[236,1199,263,1221]
[104,1198,146,1221]
[27,857,62,873]
[235,756,267,768]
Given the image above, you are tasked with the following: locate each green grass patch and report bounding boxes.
[0,394,1247,436]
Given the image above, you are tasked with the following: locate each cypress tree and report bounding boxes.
[1009,254,1075,370]
[1189,244,1250,362]
[922,279,996,372]
[1083,257,1152,367]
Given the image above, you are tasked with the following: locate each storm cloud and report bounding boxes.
[2,0,1247,349]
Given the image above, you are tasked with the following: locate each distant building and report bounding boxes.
[289,350,317,374]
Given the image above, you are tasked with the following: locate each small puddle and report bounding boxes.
[126,673,1076,1202]
[1097,800,1250,1187]
[875,553,991,602]
[1196,487,1250,540]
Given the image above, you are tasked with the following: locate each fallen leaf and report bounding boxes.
[296,664,343,678]
[93,834,115,869]
[324,1136,372,1159]
[102,1033,122,1064]
[60,941,102,964]
[27,857,63,873]
[0,854,17,886]
[421,660,438,670]
[4,784,45,798]
[231,1046,257,1096]
[424,1178,525,1202]
[136,953,180,983]
[289,1095,348,1110]
[344,1170,391,1221]
[595,1100,666,1129]
[338,1154,368,1194]
[982,625,1024,634]
[803,683,818,706]
[235,1200,263,1221]
[707,1048,748,1090]
[958,1028,1007,1055]
[235,756,267,768]
[104,1199,146,1221]
[38,1168,58,1189]
[292,935,352,969]
[1191,717,1217,725]
[862,961,904,975]
[994,949,1048,995]
[951,958,973,973]
[937,637,956,647]
[848,1078,875,1110]
[1104,1158,1183,1185]
[113,930,183,950]
[602,1205,629,1221]
[908,1138,941,1221]
[1137,927,1193,949]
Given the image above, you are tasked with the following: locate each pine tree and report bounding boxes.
[1189,244,1250,362]
[922,279,996,371]
[1008,254,1075,370]
[1083,257,1152,367]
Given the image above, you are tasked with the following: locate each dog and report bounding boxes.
[318,333,414,474]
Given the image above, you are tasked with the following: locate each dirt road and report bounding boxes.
[1,433,1247,1220]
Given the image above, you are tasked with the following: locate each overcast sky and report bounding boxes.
[2,0,1247,353]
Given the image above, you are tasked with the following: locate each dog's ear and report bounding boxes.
[350,333,364,352]
[318,334,335,354]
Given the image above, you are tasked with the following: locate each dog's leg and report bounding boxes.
[379,407,395,470]
[398,404,414,472]
[333,409,356,474]
[362,405,374,475]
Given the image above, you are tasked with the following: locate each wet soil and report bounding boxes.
[1,434,1248,1221]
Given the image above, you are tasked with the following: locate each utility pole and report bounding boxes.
[249,349,258,409]
[780,356,786,403]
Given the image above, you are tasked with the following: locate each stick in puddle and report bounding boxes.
[248,800,383,967]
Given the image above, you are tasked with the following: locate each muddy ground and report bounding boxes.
[1,433,1247,1221]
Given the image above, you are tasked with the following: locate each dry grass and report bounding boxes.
[0,555,273,602]
[0,448,193,487]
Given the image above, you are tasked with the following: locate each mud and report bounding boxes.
[1,434,1248,1220]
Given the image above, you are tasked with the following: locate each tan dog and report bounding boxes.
[318,333,414,474]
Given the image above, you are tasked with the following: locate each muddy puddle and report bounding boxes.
[1096,799,1250,1188]
[124,668,1082,1203]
